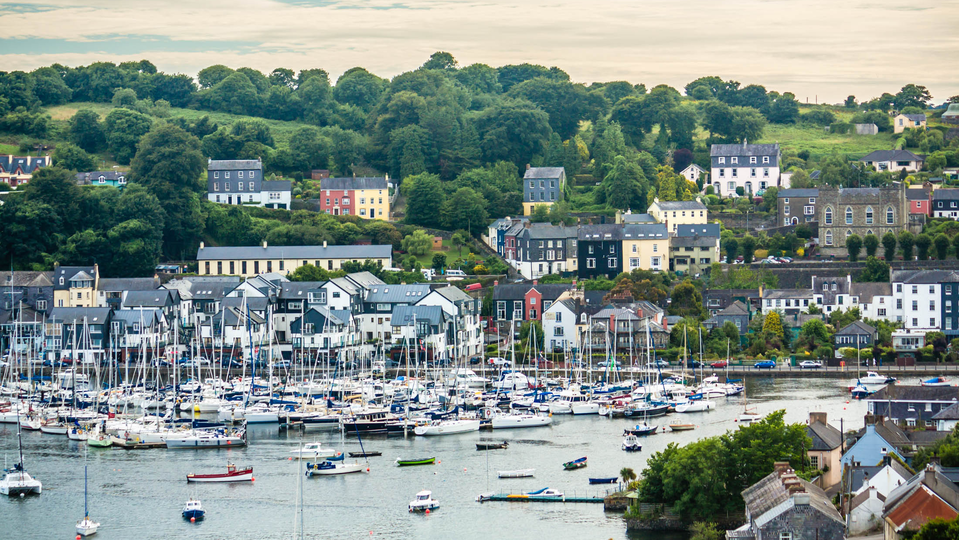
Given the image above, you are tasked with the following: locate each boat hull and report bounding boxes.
[187,468,253,483]
[498,469,535,478]
[76,519,99,536]
[413,419,480,436]
[490,415,552,429]
[396,458,435,466]
[306,463,365,476]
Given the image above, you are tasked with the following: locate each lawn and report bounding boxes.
[45,102,316,147]
[758,123,896,161]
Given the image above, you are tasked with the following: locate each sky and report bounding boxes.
[1,0,958,104]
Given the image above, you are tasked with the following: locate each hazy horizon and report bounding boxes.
[2,0,958,104]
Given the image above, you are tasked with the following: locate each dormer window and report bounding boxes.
[763,156,770,164]
[731,157,738,164]
[750,157,757,164]
[98,176,105,184]
[718,157,725,164]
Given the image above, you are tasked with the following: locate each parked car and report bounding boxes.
[469,356,482,365]
[684,359,703,369]
[754,360,777,369]
[649,359,669,369]
[798,360,823,369]
[488,357,508,367]
[710,360,728,368]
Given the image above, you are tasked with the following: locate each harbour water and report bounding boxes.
[0,375,904,540]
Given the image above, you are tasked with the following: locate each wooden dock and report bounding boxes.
[476,493,604,504]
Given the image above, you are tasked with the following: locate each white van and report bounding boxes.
[445,269,467,281]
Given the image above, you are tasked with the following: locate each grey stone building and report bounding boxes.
[703,300,750,335]
[728,462,844,540]
[522,167,565,215]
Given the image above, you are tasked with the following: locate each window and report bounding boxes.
[225,182,230,191]
[845,207,853,225]
[809,455,819,468]
[242,261,247,274]
[225,171,230,179]
[878,308,886,317]
[213,182,219,192]
[912,300,918,311]
[238,171,244,178]
[587,258,596,269]
[496,301,506,320]
[249,182,254,191]
[784,205,790,215]
[732,169,738,177]
[750,168,757,177]
[653,244,658,252]
[913,318,918,326]
[214,171,219,179]
[750,156,757,164]
[930,286,935,294]
[719,169,725,178]
[931,300,936,310]
[947,318,953,331]
[804,206,814,215]
[825,231,832,246]
[238,182,244,191]
[886,206,895,224]
[931,318,936,327]
[897,299,902,309]
[763,168,769,177]
[824,206,833,224]
[731,157,738,164]
[609,258,617,268]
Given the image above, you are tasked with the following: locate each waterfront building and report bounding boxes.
[866,386,959,429]
[882,463,959,540]
[195,241,392,278]
[806,412,843,489]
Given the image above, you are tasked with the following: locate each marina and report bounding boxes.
[0,374,880,539]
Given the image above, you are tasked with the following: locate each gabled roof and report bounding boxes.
[262,180,292,192]
[650,200,707,211]
[364,284,431,304]
[850,281,892,304]
[621,213,658,224]
[867,385,959,403]
[98,277,160,292]
[221,296,271,313]
[836,320,877,336]
[523,167,565,180]
[884,466,959,531]
[907,188,931,201]
[279,281,325,299]
[778,188,820,198]
[48,307,112,325]
[492,283,572,301]
[430,285,471,303]
[807,420,842,451]
[720,300,749,316]
[164,277,240,301]
[122,290,175,309]
[861,150,923,163]
[680,164,706,173]
[901,113,927,122]
[53,266,96,290]
[112,309,162,329]
[933,401,959,421]
[212,306,265,326]
[578,224,625,241]
[196,244,392,261]
[741,468,841,527]
[343,271,385,290]
[0,271,53,288]
[327,277,359,296]
[622,223,668,239]
[892,269,959,284]
[932,189,959,201]
[763,289,814,299]
[0,155,50,174]
[675,224,720,238]
[391,304,445,327]
[320,177,388,191]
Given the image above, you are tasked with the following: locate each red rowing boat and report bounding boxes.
[186,463,253,483]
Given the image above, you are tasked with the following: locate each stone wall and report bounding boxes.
[708,211,776,231]
[737,260,959,289]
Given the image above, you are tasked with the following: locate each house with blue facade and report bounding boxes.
[522,167,565,216]
[841,416,909,468]
[76,171,128,188]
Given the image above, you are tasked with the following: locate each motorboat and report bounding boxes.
[0,463,42,496]
[448,369,490,390]
[674,399,716,413]
[489,411,552,429]
[305,461,366,476]
[68,426,88,441]
[476,440,509,450]
[737,411,763,425]
[549,391,599,415]
[622,434,642,452]
[859,372,896,385]
[850,382,873,400]
[498,469,534,478]
[668,421,695,432]
[182,498,204,520]
[491,371,531,391]
[413,418,480,436]
[290,442,338,459]
[186,463,253,483]
[408,490,440,512]
[623,424,658,436]
[165,429,246,449]
[525,487,564,498]
[921,376,952,387]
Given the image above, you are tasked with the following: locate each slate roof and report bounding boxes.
[807,420,842,451]
[431,285,472,303]
[320,177,388,191]
[861,150,923,163]
[208,159,262,171]
[0,271,52,288]
[75,171,126,185]
[764,289,814,300]
[720,300,749,316]
[836,320,877,336]
[651,200,707,211]
[906,188,931,201]
[902,114,927,122]
[262,180,292,192]
[675,224,720,238]
[891,270,959,284]
[221,296,270,313]
[48,307,112,325]
[391,305,445,327]
[867,385,959,403]
[591,307,642,321]
[279,282,326,299]
[933,402,959,421]
[364,284,431,304]
[112,309,162,329]
[344,273,384,292]
[164,277,240,301]
[578,224,625,241]
[622,223,668,239]
[778,188,820,198]
[53,266,96,290]
[523,167,565,180]
[621,213,658,223]
[671,235,718,248]
[0,155,50,174]
[492,283,573,301]
[884,466,959,530]
[122,290,174,309]
[213,306,265,326]
[99,278,160,292]
[710,143,780,157]
[522,223,571,239]
[741,468,841,526]
[932,189,959,201]
[850,282,892,304]
[196,244,392,261]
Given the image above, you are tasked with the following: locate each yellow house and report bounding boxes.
[319,177,390,220]
[893,113,927,134]
[647,197,708,233]
[806,412,844,489]
[53,264,100,308]
[196,242,393,278]
[621,223,668,272]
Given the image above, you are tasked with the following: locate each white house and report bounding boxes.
[206,159,292,210]
[892,270,942,333]
[679,164,707,184]
[417,286,483,360]
[847,459,911,535]
[709,142,781,198]
[761,289,814,315]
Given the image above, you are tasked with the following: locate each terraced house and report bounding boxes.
[319,176,390,219]
[522,166,565,215]
[708,141,781,197]
[195,241,393,278]
[206,158,291,209]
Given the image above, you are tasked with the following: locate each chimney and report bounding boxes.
[323,240,328,248]
[199,241,205,250]
[524,221,531,229]
[925,463,938,485]
[883,455,892,467]
[793,493,810,506]
[262,240,268,249]
[773,461,792,476]
[809,412,827,425]
[493,280,499,287]
[526,164,531,171]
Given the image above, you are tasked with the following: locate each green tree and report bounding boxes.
[206,72,260,115]
[519,320,544,350]
[916,233,932,261]
[401,229,433,256]
[669,281,703,318]
[68,109,105,152]
[422,51,458,71]
[598,155,646,210]
[689,522,723,540]
[912,517,959,540]
[451,230,469,258]
[858,256,890,282]
[898,231,915,261]
[404,173,446,229]
[197,64,235,88]
[620,467,637,485]
[740,235,757,264]
[724,238,738,263]
[508,78,592,139]
[333,67,388,110]
[441,187,488,236]
[863,234,879,258]
[22,166,83,230]
[473,98,552,168]
[882,232,898,261]
[935,234,951,260]
[846,234,862,262]
[129,123,205,259]
[52,143,96,172]
[431,253,447,272]
[953,234,959,260]
[103,108,153,165]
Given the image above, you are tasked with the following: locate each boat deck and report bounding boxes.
[476,493,604,503]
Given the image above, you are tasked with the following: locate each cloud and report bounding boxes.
[0,0,955,102]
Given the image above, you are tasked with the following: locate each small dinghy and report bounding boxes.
[588,477,618,485]
[348,451,381,458]
[475,441,509,450]
[563,456,587,470]
[396,457,436,467]
[498,469,534,478]
[622,434,642,452]
[921,376,952,387]
[182,498,204,520]
[187,462,253,483]
[290,442,338,460]
[668,422,695,432]
[408,490,440,512]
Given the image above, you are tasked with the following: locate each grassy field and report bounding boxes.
[758,123,896,160]
[0,143,19,154]
[44,102,315,147]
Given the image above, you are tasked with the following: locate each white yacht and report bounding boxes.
[413,418,481,436]
[448,369,490,390]
[548,391,599,415]
[0,463,42,496]
[490,411,552,429]
[290,442,338,459]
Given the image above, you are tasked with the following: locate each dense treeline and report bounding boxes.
[0,53,950,274]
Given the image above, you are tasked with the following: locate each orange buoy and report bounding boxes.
[190,517,196,523]
[251,477,255,482]
[425,509,430,514]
